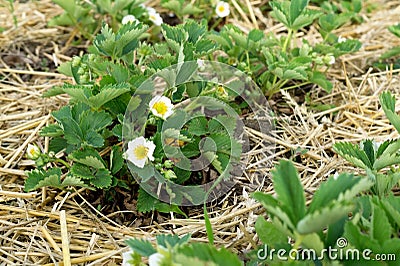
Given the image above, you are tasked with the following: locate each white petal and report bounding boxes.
[149,252,164,266]
[122,15,138,25]
[146,7,157,14]
[145,140,156,161]
[122,251,133,266]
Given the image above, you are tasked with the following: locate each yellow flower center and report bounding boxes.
[153,101,168,115]
[149,15,156,21]
[134,145,148,160]
[29,149,35,156]
[218,6,225,12]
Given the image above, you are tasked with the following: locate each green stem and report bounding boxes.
[210,17,223,31]
[54,158,71,169]
[289,235,304,262]
[282,29,293,52]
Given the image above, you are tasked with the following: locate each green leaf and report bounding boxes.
[297,202,354,234]
[344,222,380,252]
[248,29,264,43]
[79,109,112,132]
[289,0,309,25]
[252,192,296,230]
[380,46,400,60]
[25,168,59,192]
[70,148,105,169]
[176,243,241,266]
[371,201,392,244]
[90,168,112,188]
[94,23,148,58]
[269,1,290,28]
[136,187,159,213]
[24,168,86,192]
[40,124,63,137]
[71,163,93,179]
[255,216,288,246]
[388,23,400,38]
[87,84,130,110]
[188,116,208,136]
[333,142,372,169]
[334,39,362,55]
[125,238,156,257]
[204,205,214,245]
[272,160,306,225]
[309,71,333,92]
[300,233,324,254]
[43,86,66,97]
[84,130,104,147]
[156,234,191,249]
[380,91,400,134]
[381,197,400,228]
[110,146,124,174]
[59,175,87,188]
[308,173,373,213]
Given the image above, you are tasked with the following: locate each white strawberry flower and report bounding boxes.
[125,137,156,168]
[122,15,139,25]
[215,1,230,18]
[26,144,41,160]
[146,7,163,26]
[149,96,174,120]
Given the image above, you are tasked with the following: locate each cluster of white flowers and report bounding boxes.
[125,96,174,168]
[121,5,163,27]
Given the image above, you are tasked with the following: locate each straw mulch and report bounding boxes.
[0,0,399,265]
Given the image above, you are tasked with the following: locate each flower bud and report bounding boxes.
[163,169,177,180]
[164,160,174,168]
